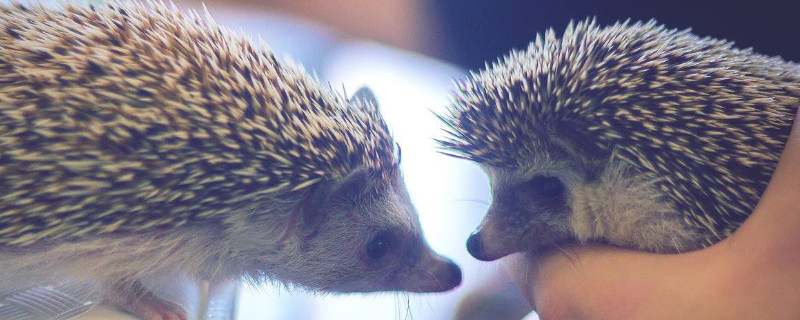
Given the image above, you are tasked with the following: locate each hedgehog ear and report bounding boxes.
[330,167,370,199]
[349,86,381,113]
[297,168,370,237]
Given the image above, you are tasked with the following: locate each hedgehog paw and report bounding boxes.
[105,280,187,320]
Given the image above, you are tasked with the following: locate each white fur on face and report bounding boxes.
[476,145,706,260]
[240,176,458,293]
[569,156,704,253]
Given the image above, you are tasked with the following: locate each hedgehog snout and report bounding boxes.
[393,248,462,292]
[465,215,522,262]
[466,232,484,260]
[466,230,518,261]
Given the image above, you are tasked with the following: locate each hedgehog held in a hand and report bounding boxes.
[438,19,800,261]
[0,1,461,318]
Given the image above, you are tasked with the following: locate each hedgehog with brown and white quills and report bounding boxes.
[437,19,800,261]
[0,1,461,319]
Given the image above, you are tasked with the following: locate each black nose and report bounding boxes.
[466,232,484,260]
[447,260,462,286]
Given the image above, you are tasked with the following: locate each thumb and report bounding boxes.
[726,106,800,254]
[755,107,800,211]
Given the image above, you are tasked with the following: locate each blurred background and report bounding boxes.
[3,0,799,319]
[164,0,800,73]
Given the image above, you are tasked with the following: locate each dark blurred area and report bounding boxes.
[428,0,800,70]
[183,0,800,72]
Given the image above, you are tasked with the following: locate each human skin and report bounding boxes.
[504,108,800,320]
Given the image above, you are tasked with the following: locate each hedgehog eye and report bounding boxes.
[366,230,393,260]
[522,175,565,206]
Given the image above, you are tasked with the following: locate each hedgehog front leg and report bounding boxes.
[104,279,187,320]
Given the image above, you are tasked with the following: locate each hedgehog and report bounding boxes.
[0,1,462,319]
[437,19,800,262]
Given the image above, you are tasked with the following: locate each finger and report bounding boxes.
[724,106,800,263]
[501,252,539,304]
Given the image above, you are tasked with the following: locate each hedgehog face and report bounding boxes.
[465,143,705,261]
[466,143,585,261]
[264,168,461,293]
